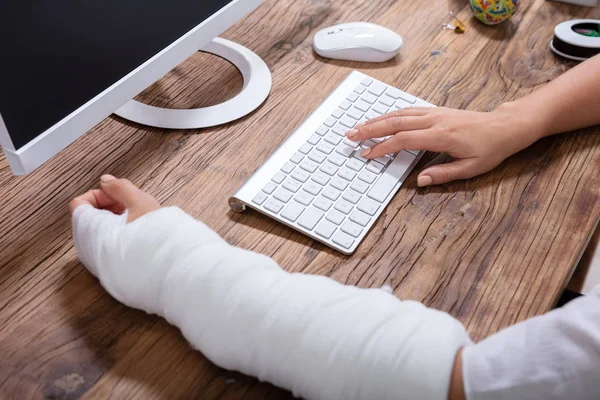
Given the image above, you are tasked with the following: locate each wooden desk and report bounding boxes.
[2,0,600,398]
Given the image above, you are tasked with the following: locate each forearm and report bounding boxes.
[73,205,472,400]
[498,54,600,140]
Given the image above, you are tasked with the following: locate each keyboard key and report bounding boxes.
[372,103,389,115]
[346,158,365,172]
[291,169,310,183]
[385,87,403,100]
[272,172,287,184]
[387,88,417,104]
[264,198,284,214]
[324,133,342,146]
[332,108,344,119]
[299,143,313,154]
[361,77,373,86]
[368,82,386,96]
[347,107,364,120]
[274,188,293,203]
[312,171,331,186]
[336,144,355,157]
[395,99,413,109]
[326,210,346,225]
[314,197,333,211]
[374,156,391,165]
[331,177,349,191]
[339,100,352,111]
[328,153,347,167]
[324,117,337,127]
[290,152,304,164]
[320,162,339,176]
[339,116,357,129]
[308,150,327,164]
[283,178,302,193]
[350,180,370,194]
[252,192,268,205]
[379,96,395,107]
[303,181,322,196]
[347,92,359,102]
[342,189,362,204]
[365,110,380,120]
[341,220,363,238]
[350,210,371,227]
[315,220,338,239]
[295,191,313,206]
[322,187,341,201]
[316,125,329,136]
[354,85,367,94]
[367,151,415,203]
[362,93,378,104]
[363,139,378,148]
[354,100,371,112]
[358,170,378,184]
[397,91,418,104]
[263,182,277,194]
[298,208,324,230]
[282,162,295,174]
[281,201,306,222]
[332,231,355,249]
[332,124,347,136]
[366,160,385,174]
[338,168,357,181]
[357,198,380,216]
[353,152,369,163]
[300,159,320,174]
[334,199,354,214]
[308,134,321,145]
[316,142,335,154]
[343,138,360,148]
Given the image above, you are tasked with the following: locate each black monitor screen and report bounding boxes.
[0,0,233,150]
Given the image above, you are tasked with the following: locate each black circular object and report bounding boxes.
[552,35,600,59]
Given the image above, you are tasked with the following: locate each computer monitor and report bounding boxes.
[0,0,266,175]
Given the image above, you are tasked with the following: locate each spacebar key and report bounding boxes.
[367,151,415,203]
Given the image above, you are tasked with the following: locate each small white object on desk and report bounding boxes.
[312,22,403,63]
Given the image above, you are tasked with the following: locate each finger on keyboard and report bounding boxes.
[357,107,432,128]
[364,129,444,159]
[349,116,431,142]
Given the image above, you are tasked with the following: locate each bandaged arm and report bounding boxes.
[72,205,471,400]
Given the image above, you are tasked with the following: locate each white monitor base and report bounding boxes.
[114,38,271,129]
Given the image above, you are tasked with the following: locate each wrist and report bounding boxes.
[494,101,552,142]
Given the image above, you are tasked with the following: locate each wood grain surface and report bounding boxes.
[2,0,600,398]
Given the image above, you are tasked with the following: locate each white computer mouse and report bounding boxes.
[312,22,403,63]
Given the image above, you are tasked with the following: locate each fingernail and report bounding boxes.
[361,148,371,157]
[418,175,432,187]
[346,129,358,138]
[101,174,116,183]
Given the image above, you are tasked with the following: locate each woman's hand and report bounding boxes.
[69,175,160,222]
[345,105,547,187]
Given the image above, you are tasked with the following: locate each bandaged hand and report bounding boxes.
[70,176,471,400]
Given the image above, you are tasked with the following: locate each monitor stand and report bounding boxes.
[114,38,271,129]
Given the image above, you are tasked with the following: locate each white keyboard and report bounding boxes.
[229,71,432,254]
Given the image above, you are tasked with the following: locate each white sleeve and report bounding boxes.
[463,287,600,400]
[72,205,472,400]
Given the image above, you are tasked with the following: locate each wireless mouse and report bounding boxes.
[312,22,403,63]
